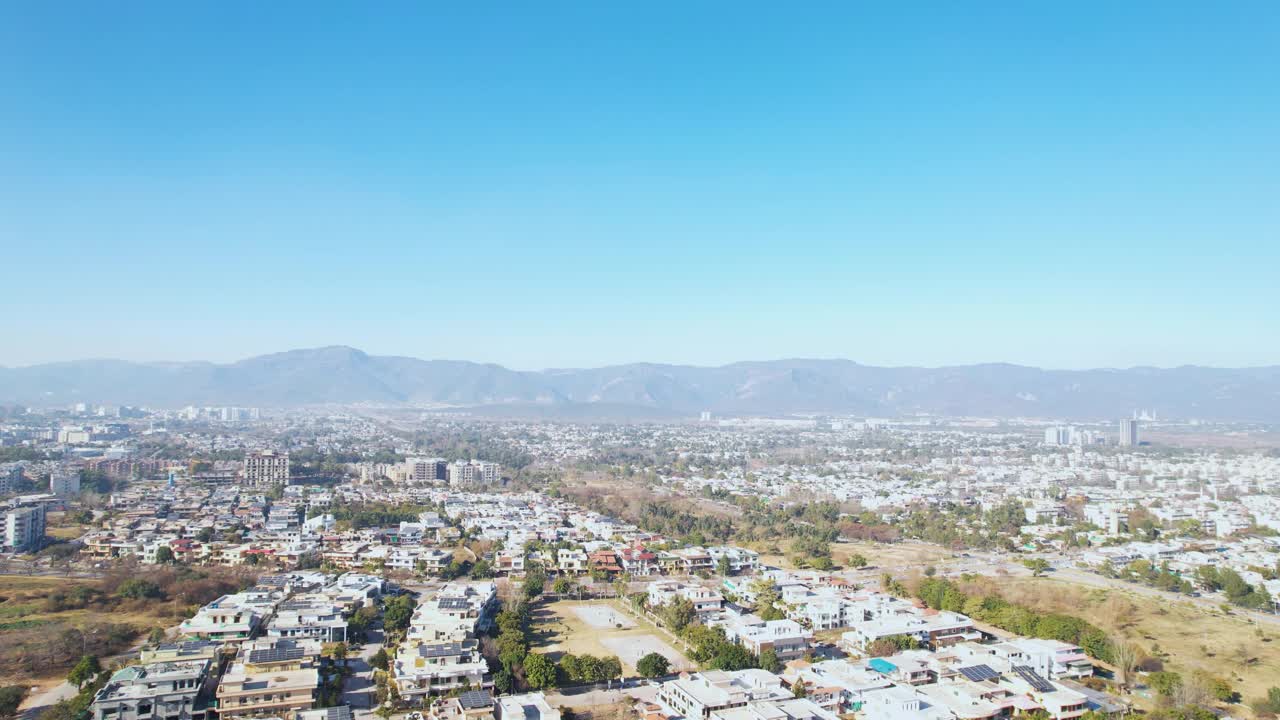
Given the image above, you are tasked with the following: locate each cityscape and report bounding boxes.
[5,4,1280,720]
[1,394,1278,720]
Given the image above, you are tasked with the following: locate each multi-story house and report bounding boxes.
[215,638,320,719]
[393,639,491,700]
[91,660,213,720]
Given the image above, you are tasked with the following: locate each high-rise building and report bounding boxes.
[50,465,81,496]
[1043,427,1073,446]
[406,458,448,483]
[2,502,46,553]
[447,461,501,487]
[243,451,290,487]
[1119,419,1140,447]
[0,464,21,496]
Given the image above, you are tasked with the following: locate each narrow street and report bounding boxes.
[342,627,385,720]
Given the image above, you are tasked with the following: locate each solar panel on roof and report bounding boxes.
[248,647,305,664]
[458,690,493,709]
[322,706,353,720]
[1012,665,1055,692]
[958,664,999,682]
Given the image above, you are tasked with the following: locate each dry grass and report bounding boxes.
[0,572,221,687]
[750,539,952,572]
[46,524,89,540]
[965,575,1280,705]
[530,600,693,673]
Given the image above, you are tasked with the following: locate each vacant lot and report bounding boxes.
[572,604,635,629]
[965,575,1280,708]
[531,600,693,673]
[0,568,248,693]
[752,538,953,572]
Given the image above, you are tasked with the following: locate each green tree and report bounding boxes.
[524,653,558,690]
[370,648,390,671]
[600,656,623,687]
[0,686,27,718]
[1022,558,1050,577]
[708,643,756,671]
[116,578,163,600]
[636,653,671,678]
[323,642,349,667]
[558,654,582,683]
[383,595,415,633]
[523,569,547,601]
[758,648,782,673]
[154,546,175,564]
[67,655,101,689]
[847,553,868,569]
[751,579,786,621]
[553,577,575,595]
[493,668,515,694]
[1149,671,1183,697]
[717,555,733,577]
[1250,686,1280,715]
[661,597,697,632]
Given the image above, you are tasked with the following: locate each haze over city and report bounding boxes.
[3,5,1280,720]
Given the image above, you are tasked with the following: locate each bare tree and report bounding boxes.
[1111,641,1137,690]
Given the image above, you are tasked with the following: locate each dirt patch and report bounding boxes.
[572,605,636,629]
[532,600,693,672]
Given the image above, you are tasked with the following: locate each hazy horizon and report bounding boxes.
[4,344,1279,374]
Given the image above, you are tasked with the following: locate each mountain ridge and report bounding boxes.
[2,346,1278,421]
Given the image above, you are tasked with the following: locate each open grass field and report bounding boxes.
[752,539,953,572]
[530,599,694,674]
[970,575,1280,710]
[0,574,192,691]
[45,524,89,540]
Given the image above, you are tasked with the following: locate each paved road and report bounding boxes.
[18,681,78,720]
[343,627,385,720]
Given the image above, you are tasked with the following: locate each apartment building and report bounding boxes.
[50,465,81,496]
[0,463,22,496]
[1,501,46,552]
[243,451,290,487]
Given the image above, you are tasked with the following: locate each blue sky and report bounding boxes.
[2,2,1277,369]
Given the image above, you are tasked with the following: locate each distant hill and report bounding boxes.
[2,346,1278,421]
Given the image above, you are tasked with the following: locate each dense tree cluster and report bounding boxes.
[332,502,431,530]
[914,577,1113,663]
[1193,566,1274,610]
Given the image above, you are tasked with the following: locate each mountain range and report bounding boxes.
[2,346,1278,421]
